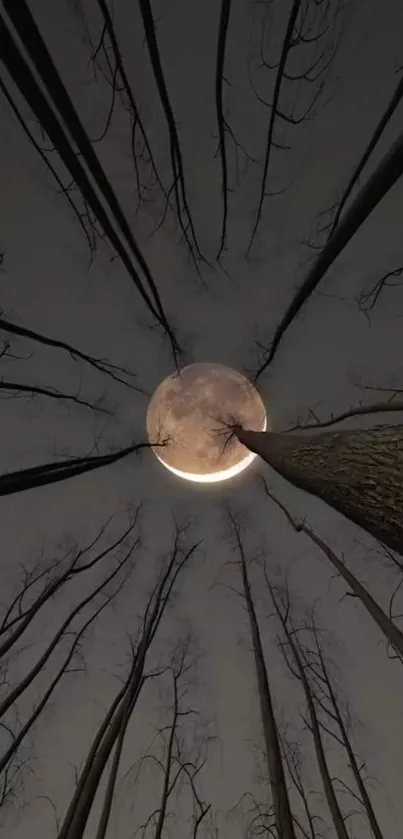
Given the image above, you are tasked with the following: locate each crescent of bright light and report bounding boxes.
[154,415,267,484]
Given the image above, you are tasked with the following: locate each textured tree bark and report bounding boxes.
[235,425,403,555]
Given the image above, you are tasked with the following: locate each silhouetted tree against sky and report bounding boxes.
[93,634,212,839]
[1,0,403,836]
[265,574,386,837]
[266,579,351,839]
[226,509,296,839]
[306,615,385,839]
[0,510,141,825]
[56,522,200,839]
[259,478,403,659]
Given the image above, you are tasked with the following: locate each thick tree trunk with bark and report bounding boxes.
[235,425,403,554]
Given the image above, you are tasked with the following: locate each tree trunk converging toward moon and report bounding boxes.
[146,363,266,483]
[234,425,403,555]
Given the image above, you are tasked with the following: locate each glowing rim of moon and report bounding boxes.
[153,414,267,484]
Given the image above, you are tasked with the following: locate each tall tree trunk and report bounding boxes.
[312,631,385,839]
[260,480,403,660]
[229,514,296,839]
[267,584,349,839]
[235,425,403,554]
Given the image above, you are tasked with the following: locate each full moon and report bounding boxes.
[146,362,267,483]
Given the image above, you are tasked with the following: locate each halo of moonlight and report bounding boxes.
[146,362,267,483]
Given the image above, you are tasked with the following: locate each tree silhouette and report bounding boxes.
[0,1,402,835]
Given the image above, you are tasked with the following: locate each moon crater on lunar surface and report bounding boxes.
[146,362,267,483]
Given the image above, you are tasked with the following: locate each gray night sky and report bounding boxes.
[1,0,403,836]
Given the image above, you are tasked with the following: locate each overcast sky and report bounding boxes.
[1,0,403,836]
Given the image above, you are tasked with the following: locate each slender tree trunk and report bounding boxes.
[267,584,349,839]
[236,425,403,554]
[313,637,384,839]
[229,514,296,839]
[302,525,403,660]
[57,536,198,839]
[261,481,403,660]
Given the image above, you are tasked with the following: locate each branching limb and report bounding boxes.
[0,512,140,658]
[253,128,403,378]
[1,5,180,360]
[138,0,203,267]
[357,264,403,314]
[0,311,147,394]
[259,478,403,660]
[0,535,139,721]
[0,379,110,414]
[57,526,200,839]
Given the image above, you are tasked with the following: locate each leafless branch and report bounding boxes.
[357,264,403,313]
[253,128,403,378]
[327,76,403,238]
[258,477,403,660]
[0,313,146,395]
[0,511,140,658]
[138,0,203,269]
[0,4,181,361]
[56,525,200,839]
[0,439,167,498]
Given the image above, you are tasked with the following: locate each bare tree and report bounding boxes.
[228,422,403,555]
[278,731,318,839]
[306,616,385,839]
[0,378,111,415]
[226,509,297,839]
[92,0,170,215]
[0,512,141,811]
[138,0,203,270]
[0,3,180,361]
[265,579,349,839]
[327,74,403,239]
[0,313,146,394]
[0,512,140,661]
[0,76,98,267]
[0,438,168,498]
[259,478,403,659]
[56,522,200,839]
[285,385,403,431]
[253,129,403,377]
[123,635,211,839]
[247,0,348,255]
